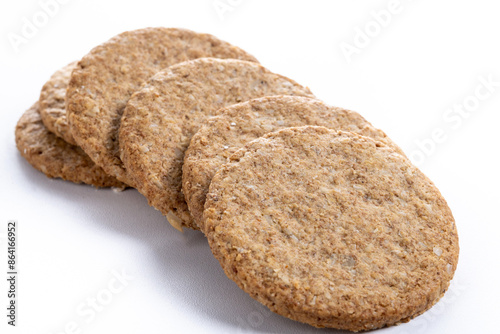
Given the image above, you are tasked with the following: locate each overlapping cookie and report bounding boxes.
[183,95,404,229]
[119,58,314,230]
[67,27,259,187]
[204,126,459,331]
[14,26,459,332]
[39,61,78,145]
[16,103,125,188]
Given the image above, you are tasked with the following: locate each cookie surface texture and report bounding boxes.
[119,58,314,230]
[66,27,258,186]
[39,61,78,145]
[204,126,459,331]
[183,95,404,228]
[15,103,126,188]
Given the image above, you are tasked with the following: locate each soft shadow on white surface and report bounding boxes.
[16,154,350,333]
[14,152,467,334]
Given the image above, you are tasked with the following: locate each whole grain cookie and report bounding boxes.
[39,61,78,145]
[183,96,404,228]
[15,103,126,188]
[66,27,258,187]
[204,126,459,331]
[119,58,314,230]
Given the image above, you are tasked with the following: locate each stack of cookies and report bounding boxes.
[15,27,459,331]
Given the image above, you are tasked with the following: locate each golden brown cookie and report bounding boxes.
[183,96,404,228]
[39,61,78,145]
[119,58,314,230]
[204,126,459,331]
[66,27,258,187]
[15,103,126,188]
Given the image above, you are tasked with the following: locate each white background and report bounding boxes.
[1,0,499,333]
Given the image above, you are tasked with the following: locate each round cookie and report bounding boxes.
[39,61,78,145]
[15,103,126,188]
[66,27,258,187]
[204,126,459,331]
[119,58,314,230]
[183,95,404,228]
